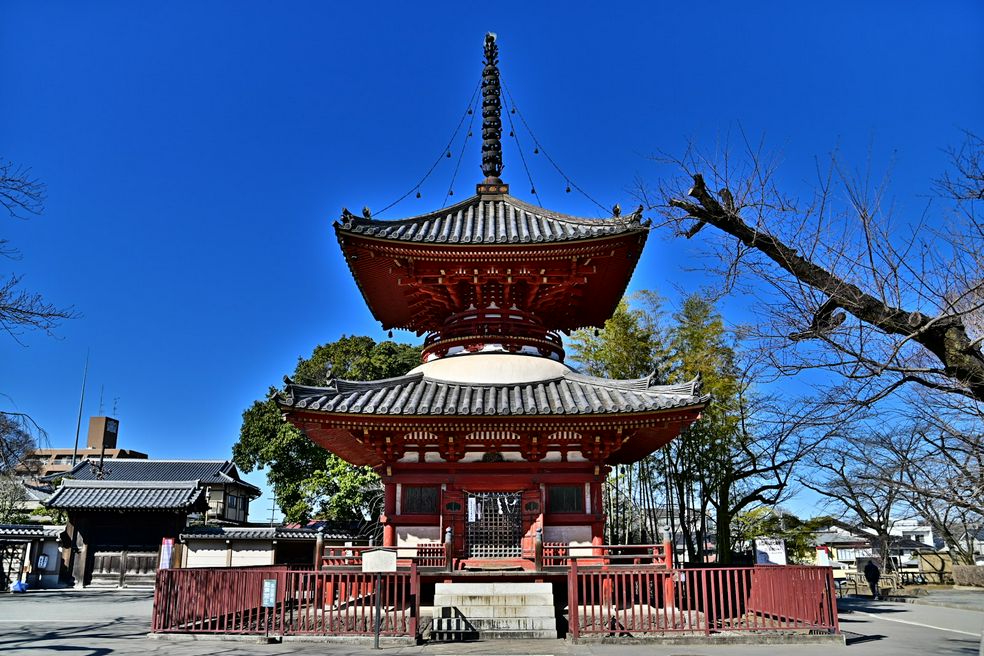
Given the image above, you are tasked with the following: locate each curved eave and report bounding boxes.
[281,403,707,425]
[335,194,649,246]
[281,403,706,468]
[334,229,649,333]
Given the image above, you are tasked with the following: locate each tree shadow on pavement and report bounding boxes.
[0,617,143,655]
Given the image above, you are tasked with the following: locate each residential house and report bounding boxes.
[43,459,261,587]
[48,459,260,525]
[179,523,362,568]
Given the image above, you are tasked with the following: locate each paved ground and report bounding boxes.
[902,589,984,613]
[0,589,982,656]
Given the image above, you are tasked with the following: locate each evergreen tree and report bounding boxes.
[232,336,421,526]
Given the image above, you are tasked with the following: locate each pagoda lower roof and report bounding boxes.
[336,193,648,246]
[279,368,705,418]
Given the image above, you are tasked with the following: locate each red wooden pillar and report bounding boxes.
[382,482,397,547]
[590,480,604,557]
[591,522,604,557]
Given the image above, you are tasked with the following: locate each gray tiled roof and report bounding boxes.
[22,483,53,503]
[0,524,63,538]
[180,525,357,541]
[336,195,648,245]
[281,371,705,417]
[45,480,206,512]
[51,459,260,496]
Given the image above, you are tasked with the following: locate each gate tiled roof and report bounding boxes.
[48,459,260,496]
[45,480,207,512]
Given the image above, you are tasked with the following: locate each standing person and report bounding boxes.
[864,559,881,599]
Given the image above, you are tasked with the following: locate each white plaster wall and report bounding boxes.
[544,526,593,555]
[410,352,572,383]
[185,544,227,568]
[459,450,523,462]
[232,544,274,566]
[396,526,442,556]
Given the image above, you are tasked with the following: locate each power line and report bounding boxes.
[502,81,610,214]
[375,82,481,217]
[502,91,542,206]
[443,93,480,207]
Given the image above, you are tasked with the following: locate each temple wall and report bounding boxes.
[185,545,227,567]
[543,525,592,546]
[396,526,442,546]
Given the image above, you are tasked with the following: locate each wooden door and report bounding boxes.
[441,488,465,559]
[521,487,543,556]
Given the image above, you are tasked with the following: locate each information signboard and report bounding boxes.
[755,538,788,565]
[362,548,397,573]
[261,578,277,608]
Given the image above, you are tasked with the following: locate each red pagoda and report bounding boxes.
[279,34,706,568]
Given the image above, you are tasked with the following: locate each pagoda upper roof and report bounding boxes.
[336,194,649,247]
[279,367,704,418]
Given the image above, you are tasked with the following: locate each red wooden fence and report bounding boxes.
[152,562,837,640]
[153,565,419,637]
[567,563,839,638]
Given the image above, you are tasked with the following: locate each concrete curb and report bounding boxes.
[146,632,417,645]
[898,598,984,613]
[568,633,846,646]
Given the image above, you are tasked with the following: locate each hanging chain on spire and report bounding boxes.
[478,32,508,194]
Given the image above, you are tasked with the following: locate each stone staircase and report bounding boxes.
[430,582,557,640]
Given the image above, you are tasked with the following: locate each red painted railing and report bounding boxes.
[544,542,673,568]
[321,543,445,568]
[153,566,419,637]
[567,563,839,638]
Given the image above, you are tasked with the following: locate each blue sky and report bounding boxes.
[2,2,982,521]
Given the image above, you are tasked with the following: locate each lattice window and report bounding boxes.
[465,492,522,558]
[403,486,439,514]
[547,485,585,513]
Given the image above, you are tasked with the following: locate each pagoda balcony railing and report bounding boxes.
[422,308,564,361]
[542,542,673,569]
[321,543,446,569]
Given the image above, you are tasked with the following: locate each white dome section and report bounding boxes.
[408,352,573,385]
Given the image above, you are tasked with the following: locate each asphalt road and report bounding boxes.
[0,589,981,656]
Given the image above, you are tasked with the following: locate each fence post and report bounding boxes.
[314,527,325,569]
[444,526,453,572]
[701,569,710,636]
[569,557,579,640]
[826,567,840,634]
[411,563,420,640]
[661,525,674,569]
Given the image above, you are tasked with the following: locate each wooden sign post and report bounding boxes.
[362,549,397,649]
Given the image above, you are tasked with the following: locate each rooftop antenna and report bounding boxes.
[268,496,279,527]
[70,349,90,467]
[112,397,119,418]
[98,385,105,415]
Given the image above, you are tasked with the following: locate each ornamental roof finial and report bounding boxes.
[480,32,505,189]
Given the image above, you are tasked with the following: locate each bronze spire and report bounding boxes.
[478,32,508,194]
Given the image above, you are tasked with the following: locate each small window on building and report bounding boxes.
[403,486,439,514]
[228,495,238,509]
[548,485,584,513]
